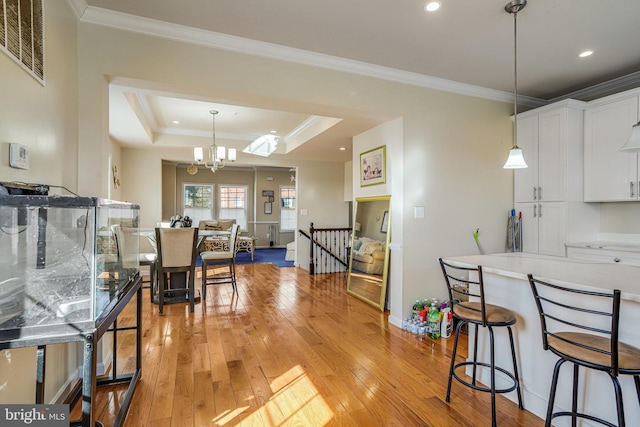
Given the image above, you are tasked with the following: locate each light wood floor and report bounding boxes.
[77,264,544,426]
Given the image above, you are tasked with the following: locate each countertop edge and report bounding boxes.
[441,253,640,303]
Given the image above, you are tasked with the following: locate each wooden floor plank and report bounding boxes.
[78,266,543,426]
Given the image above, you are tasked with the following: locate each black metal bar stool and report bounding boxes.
[528,274,640,427]
[439,258,524,426]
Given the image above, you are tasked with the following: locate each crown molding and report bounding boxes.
[547,71,640,103]
[79,6,546,108]
[66,0,87,20]
[284,116,343,153]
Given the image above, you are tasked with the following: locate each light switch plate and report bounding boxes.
[414,206,425,218]
[9,143,29,169]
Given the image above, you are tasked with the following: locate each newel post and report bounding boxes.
[309,222,315,274]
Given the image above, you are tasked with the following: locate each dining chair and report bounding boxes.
[528,274,640,427]
[200,223,240,298]
[154,227,199,314]
[112,225,157,299]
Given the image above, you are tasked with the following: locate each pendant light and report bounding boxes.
[620,121,640,152]
[503,0,528,169]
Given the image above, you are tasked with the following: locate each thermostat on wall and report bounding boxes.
[9,143,29,170]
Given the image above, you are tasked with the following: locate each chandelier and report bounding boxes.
[193,110,236,173]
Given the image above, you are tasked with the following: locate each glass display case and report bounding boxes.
[0,194,140,343]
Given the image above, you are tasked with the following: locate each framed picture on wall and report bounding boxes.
[264,202,272,214]
[380,211,389,233]
[360,145,386,187]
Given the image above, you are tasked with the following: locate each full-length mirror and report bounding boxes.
[347,196,391,311]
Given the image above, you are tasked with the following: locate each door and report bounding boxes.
[538,202,566,257]
[538,108,566,202]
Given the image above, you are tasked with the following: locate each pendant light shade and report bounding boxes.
[503,0,528,169]
[194,147,204,162]
[503,146,528,169]
[620,121,640,152]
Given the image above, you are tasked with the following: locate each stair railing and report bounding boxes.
[301,222,352,274]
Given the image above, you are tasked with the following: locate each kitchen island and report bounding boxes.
[441,253,640,426]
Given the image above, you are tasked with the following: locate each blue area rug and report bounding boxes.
[196,248,294,268]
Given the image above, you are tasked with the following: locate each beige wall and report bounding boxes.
[5,0,639,407]
[161,161,176,221]
[353,119,403,315]
[0,1,78,192]
[75,21,514,327]
[600,203,640,234]
[357,200,389,242]
[4,0,640,409]
[174,166,255,224]
[0,1,81,404]
[167,166,297,247]
[253,169,295,247]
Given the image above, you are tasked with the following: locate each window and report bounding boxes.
[280,186,296,230]
[183,184,213,226]
[219,185,247,230]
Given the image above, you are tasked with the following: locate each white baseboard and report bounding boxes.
[51,367,80,404]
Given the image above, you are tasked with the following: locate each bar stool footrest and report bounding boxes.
[551,411,617,427]
[452,361,519,395]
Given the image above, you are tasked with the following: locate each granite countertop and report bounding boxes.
[441,252,640,302]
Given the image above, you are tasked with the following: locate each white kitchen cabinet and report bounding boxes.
[512,100,598,257]
[515,202,567,257]
[584,92,640,201]
[514,101,585,203]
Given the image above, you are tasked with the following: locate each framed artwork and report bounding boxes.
[264,202,272,214]
[360,145,386,187]
[380,211,389,233]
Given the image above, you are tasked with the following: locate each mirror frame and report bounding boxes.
[346,195,391,311]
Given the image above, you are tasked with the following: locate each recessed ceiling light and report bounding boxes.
[339,147,346,151]
[425,1,441,12]
[579,50,593,58]
[270,130,277,134]
[172,120,180,124]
